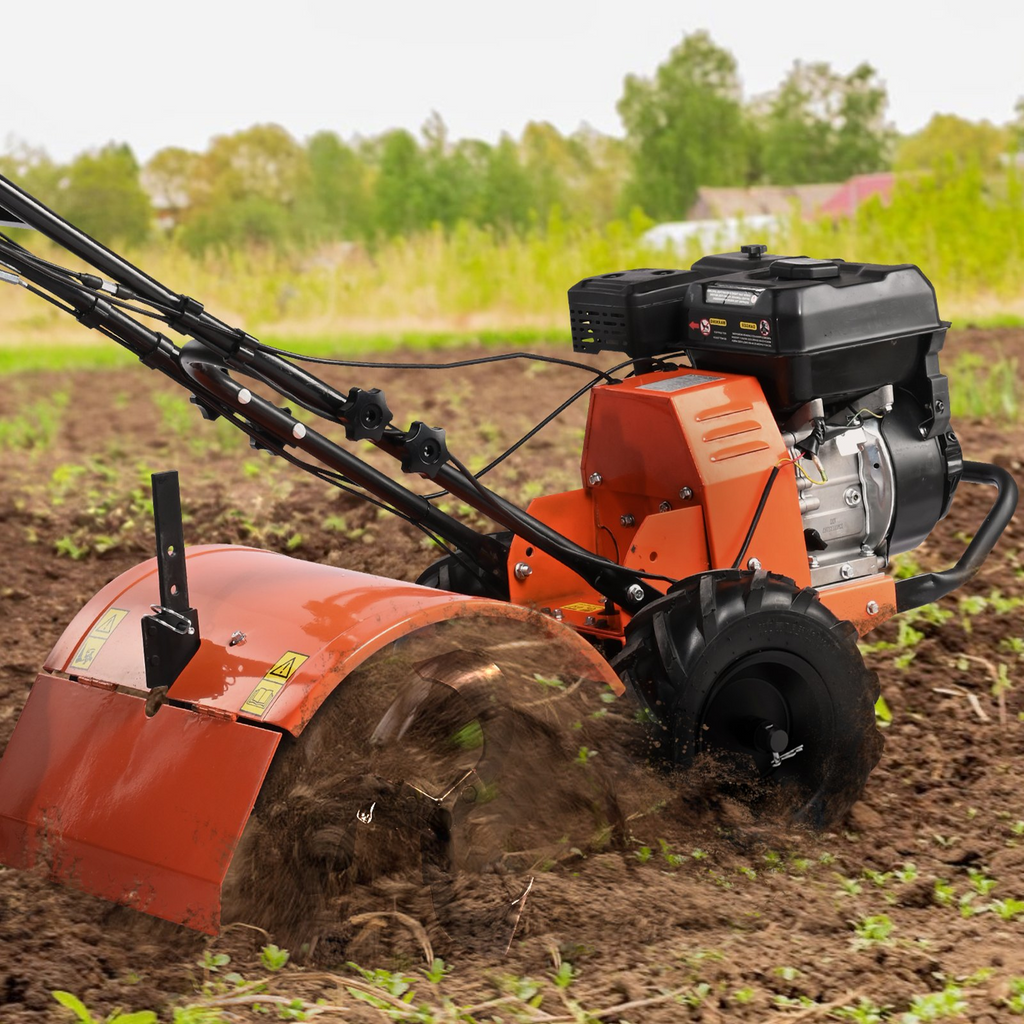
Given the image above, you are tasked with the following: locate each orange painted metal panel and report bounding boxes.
[44,546,624,735]
[582,369,810,586]
[817,573,897,636]
[622,505,710,593]
[0,674,280,934]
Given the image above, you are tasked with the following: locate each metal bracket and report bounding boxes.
[141,471,201,692]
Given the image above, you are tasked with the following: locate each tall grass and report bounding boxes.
[0,169,1021,365]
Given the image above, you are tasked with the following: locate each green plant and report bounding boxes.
[51,992,156,1024]
[1006,977,1024,1014]
[836,997,889,1023]
[552,961,576,989]
[901,983,966,1021]
[852,913,894,946]
[259,944,289,972]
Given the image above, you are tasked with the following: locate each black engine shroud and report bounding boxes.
[568,247,950,439]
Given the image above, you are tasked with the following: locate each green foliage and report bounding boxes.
[757,60,892,183]
[898,114,1010,175]
[54,145,152,246]
[618,30,749,219]
[51,991,157,1024]
[259,944,289,972]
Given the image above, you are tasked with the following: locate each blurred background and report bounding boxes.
[2,1,1023,360]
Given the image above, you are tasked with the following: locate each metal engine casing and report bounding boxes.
[798,419,894,587]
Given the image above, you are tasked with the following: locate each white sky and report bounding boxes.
[6,0,1022,163]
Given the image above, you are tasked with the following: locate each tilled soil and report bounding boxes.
[1,331,1023,1022]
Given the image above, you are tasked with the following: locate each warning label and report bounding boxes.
[70,608,129,672]
[562,601,604,614]
[241,650,310,717]
[689,312,774,350]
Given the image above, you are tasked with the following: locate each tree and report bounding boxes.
[617,31,751,220]
[897,114,1009,174]
[756,61,892,183]
[176,125,309,251]
[57,144,152,245]
[143,146,200,225]
[300,131,373,240]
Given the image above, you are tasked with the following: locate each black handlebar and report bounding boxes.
[895,461,1018,612]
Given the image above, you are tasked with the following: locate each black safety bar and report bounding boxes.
[895,461,1018,612]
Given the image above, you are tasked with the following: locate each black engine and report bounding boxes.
[569,246,963,584]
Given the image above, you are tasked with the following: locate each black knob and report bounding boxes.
[741,244,768,259]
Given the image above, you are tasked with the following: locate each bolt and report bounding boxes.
[840,563,855,579]
[808,556,820,569]
[620,514,635,527]
[585,615,596,626]
[292,422,307,440]
[237,388,252,406]
[229,630,247,647]
[679,486,693,500]
[514,561,532,581]
[627,583,645,604]
[861,543,874,556]
[935,399,945,414]
[553,608,564,621]
[588,472,603,486]
[659,501,672,512]
[747,557,762,571]
[844,487,862,507]
[866,600,879,615]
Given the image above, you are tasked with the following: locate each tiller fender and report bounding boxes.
[0,545,622,933]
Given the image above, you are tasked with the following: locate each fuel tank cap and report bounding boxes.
[770,257,841,280]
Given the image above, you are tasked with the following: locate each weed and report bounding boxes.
[1006,977,1024,1015]
[633,845,653,864]
[51,992,156,1024]
[259,944,289,972]
[836,997,889,1023]
[422,958,448,985]
[551,961,576,989]
[902,983,967,1021]
[658,838,685,869]
[852,913,894,947]
[733,987,756,1005]
[992,897,1024,921]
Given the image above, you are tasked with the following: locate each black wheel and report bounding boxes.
[614,570,883,826]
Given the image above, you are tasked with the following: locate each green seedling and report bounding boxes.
[51,992,156,1024]
[852,913,894,946]
[259,944,289,972]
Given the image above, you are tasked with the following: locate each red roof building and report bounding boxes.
[818,173,896,219]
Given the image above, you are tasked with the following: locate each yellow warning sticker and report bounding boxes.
[561,601,605,614]
[240,650,310,717]
[709,317,727,327]
[70,608,130,672]
[740,321,758,331]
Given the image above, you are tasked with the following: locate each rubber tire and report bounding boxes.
[615,569,883,827]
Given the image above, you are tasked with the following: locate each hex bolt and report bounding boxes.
[866,600,879,615]
[844,488,862,507]
[659,501,672,512]
[747,557,762,571]
[229,630,247,647]
[585,615,596,626]
[553,608,564,621]
[514,561,532,581]
[808,556,820,569]
[620,514,635,527]
[588,472,603,486]
[840,563,855,579]
[679,486,693,500]
[627,583,645,604]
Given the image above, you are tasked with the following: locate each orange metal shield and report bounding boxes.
[0,674,279,934]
